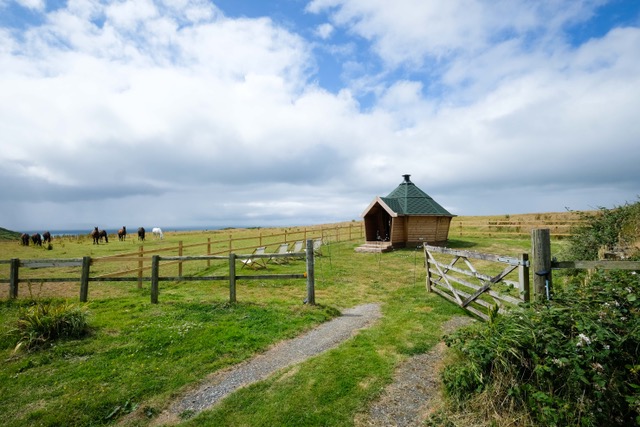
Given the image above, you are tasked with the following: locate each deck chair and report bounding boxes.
[270,243,291,264]
[288,241,304,260]
[241,246,268,269]
[313,238,323,256]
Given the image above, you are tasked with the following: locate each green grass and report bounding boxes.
[0,229,552,426]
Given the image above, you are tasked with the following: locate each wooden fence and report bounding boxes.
[426,228,640,320]
[425,245,529,320]
[2,240,319,305]
[2,222,362,286]
[450,215,585,238]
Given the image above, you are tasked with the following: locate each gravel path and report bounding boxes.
[152,303,382,425]
[355,316,476,427]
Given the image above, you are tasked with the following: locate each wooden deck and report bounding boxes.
[354,242,394,253]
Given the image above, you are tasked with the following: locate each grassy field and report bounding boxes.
[0,224,569,426]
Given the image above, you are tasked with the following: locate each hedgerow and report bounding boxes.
[439,201,640,426]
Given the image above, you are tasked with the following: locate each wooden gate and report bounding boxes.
[424,245,530,320]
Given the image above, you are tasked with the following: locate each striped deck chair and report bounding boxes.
[241,246,268,269]
[270,243,291,264]
[288,241,304,260]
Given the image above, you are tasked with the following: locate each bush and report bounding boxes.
[566,200,640,261]
[442,269,640,426]
[11,301,90,352]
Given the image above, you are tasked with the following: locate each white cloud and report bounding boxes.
[16,0,45,11]
[0,0,638,231]
[315,22,334,39]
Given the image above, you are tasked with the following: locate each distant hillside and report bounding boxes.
[0,227,21,241]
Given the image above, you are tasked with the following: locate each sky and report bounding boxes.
[1,0,639,232]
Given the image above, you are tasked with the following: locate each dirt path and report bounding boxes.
[150,303,382,425]
[355,316,475,427]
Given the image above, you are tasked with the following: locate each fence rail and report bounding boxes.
[425,245,529,321]
[2,240,318,305]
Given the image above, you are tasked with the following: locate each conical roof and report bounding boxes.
[380,174,453,216]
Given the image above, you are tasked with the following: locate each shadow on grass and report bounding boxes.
[443,239,478,249]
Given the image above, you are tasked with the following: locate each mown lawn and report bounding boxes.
[0,231,565,426]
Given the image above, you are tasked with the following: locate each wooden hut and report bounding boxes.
[356,174,455,252]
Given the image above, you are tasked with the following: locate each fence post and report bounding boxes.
[306,239,315,305]
[229,253,236,303]
[9,258,19,299]
[519,253,530,302]
[424,248,432,292]
[207,238,211,268]
[151,255,159,304]
[531,229,552,301]
[80,256,91,302]
[178,241,183,277]
[137,245,143,289]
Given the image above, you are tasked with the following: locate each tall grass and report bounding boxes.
[11,300,90,352]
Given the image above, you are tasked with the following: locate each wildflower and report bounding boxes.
[577,333,591,347]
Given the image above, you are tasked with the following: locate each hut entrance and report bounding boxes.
[364,207,391,242]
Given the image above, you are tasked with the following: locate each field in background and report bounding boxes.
[0,214,577,426]
[450,211,586,238]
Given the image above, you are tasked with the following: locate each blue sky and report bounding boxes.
[1,0,639,232]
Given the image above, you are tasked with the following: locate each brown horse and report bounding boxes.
[42,231,51,244]
[118,226,127,241]
[21,233,29,246]
[99,229,109,243]
[31,233,42,246]
[91,227,100,244]
[137,227,145,241]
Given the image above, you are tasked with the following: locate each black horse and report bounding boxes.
[21,233,29,246]
[99,229,109,243]
[42,231,51,244]
[137,227,145,241]
[91,227,100,245]
[118,226,127,241]
[31,233,42,246]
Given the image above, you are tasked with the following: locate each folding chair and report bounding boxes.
[288,241,304,260]
[313,238,323,256]
[270,243,290,264]
[241,246,268,269]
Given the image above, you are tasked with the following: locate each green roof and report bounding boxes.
[380,175,453,216]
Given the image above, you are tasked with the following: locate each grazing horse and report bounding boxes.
[99,229,109,243]
[31,233,42,246]
[91,227,100,244]
[21,233,29,246]
[152,227,164,240]
[42,231,52,244]
[118,226,127,241]
[137,227,145,241]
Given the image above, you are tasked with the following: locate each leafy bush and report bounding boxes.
[442,269,640,426]
[566,200,640,261]
[11,301,90,352]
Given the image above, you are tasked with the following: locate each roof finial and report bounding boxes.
[402,174,411,183]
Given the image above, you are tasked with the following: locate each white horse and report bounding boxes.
[152,227,164,239]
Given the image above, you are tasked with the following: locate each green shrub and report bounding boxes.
[12,301,90,352]
[442,269,640,426]
[566,200,639,261]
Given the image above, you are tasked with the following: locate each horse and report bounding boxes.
[31,233,42,246]
[118,226,127,241]
[152,227,164,240]
[42,231,51,244]
[21,233,29,246]
[91,227,100,245]
[137,227,145,241]
[99,229,109,243]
